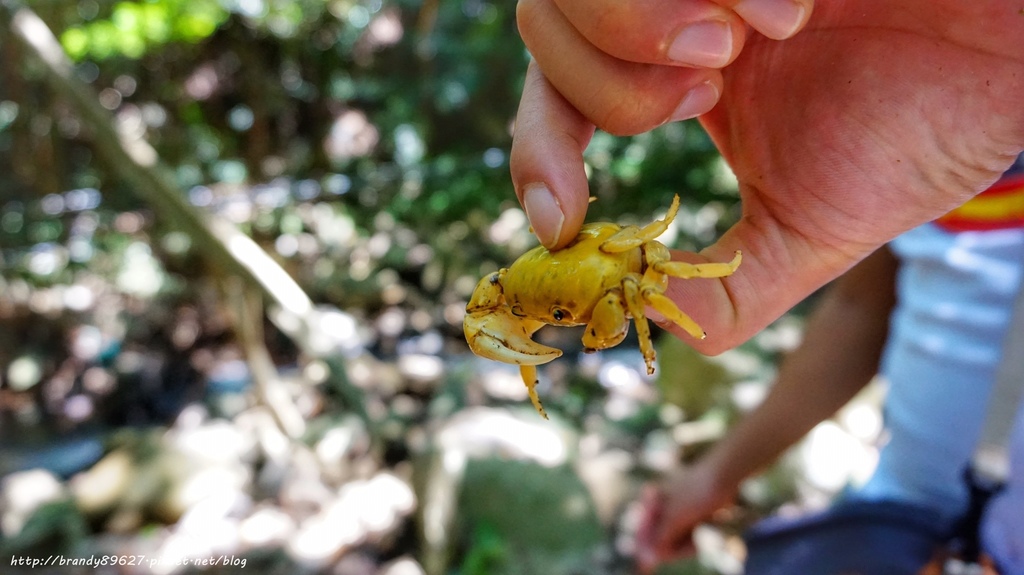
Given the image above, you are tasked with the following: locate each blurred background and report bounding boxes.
[0,1,883,573]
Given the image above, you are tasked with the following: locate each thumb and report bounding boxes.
[510,62,593,250]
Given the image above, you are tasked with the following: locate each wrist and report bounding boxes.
[681,459,737,513]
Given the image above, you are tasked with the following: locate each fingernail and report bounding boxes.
[522,183,564,249]
[668,81,719,122]
[667,20,732,68]
[733,0,807,40]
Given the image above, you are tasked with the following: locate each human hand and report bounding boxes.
[514,0,813,138]
[511,0,813,251]
[634,464,735,574]
[511,0,1024,354]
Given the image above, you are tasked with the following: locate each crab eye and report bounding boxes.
[552,309,565,322]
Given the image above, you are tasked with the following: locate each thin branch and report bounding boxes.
[226,276,307,440]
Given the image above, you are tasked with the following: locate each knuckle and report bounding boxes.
[590,86,659,135]
[588,4,633,45]
[515,0,543,45]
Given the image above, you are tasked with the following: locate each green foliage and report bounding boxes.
[0,500,89,558]
[460,522,509,575]
[458,458,604,575]
[61,0,229,60]
[653,559,721,575]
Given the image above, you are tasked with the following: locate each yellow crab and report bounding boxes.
[464,194,741,418]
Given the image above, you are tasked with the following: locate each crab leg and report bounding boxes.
[644,292,707,340]
[519,364,549,419]
[622,276,658,374]
[599,195,681,253]
[638,250,742,340]
[581,288,630,351]
[653,251,742,279]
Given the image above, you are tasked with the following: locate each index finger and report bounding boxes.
[510,62,594,250]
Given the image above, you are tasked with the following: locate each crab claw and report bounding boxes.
[464,307,562,365]
[464,271,562,365]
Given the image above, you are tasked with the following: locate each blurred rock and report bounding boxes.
[348,355,403,396]
[288,472,415,569]
[313,416,370,485]
[6,355,42,391]
[599,354,655,421]
[162,420,255,520]
[474,362,530,404]
[1,469,66,536]
[70,421,255,531]
[70,448,135,517]
[239,505,296,549]
[380,556,426,575]
[574,445,633,525]
[397,354,444,390]
[640,429,678,473]
[331,551,379,575]
[151,490,250,571]
[278,471,335,521]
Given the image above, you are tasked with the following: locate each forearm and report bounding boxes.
[700,247,898,488]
